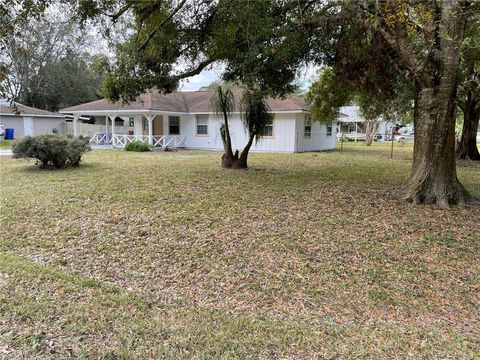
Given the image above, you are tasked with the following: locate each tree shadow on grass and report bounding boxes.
[14,161,105,174]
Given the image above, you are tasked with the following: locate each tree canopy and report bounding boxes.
[1,9,103,110]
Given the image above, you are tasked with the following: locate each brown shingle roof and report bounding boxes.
[60,89,309,113]
[0,102,63,117]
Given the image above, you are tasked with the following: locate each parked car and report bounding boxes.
[337,132,367,141]
[394,133,414,142]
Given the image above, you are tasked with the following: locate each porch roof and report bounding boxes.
[337,106,366,123]
[59,89,309,115]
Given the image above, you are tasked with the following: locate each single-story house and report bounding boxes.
[0,100,65,138]
[60,89,337,153]
[337,106,397,141]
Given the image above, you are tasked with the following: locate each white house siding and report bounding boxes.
[0,115,65,138]
[33,117,65,136]
[0,116,24,137]
[294,113,337,152]
[376,121,395,139]
[182,113,297,153]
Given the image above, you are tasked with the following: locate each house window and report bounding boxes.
[326,125,332,137]
[129,117,134,127]
[196,115,208,136]
[143,118,148,131]
[169,116,180,135]
[259,115,274,137]
[304,116,312,138]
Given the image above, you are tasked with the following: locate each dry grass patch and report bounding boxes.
[1,144,479,358]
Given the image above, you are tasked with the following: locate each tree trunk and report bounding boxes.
[365,135,374,146]
[405,87,472,207]
[364,121,379,146]
[219,117,251,169]
[231,134,255,169]
[220,108,237,168]
[403,0,477,207]
[456,92,480,160]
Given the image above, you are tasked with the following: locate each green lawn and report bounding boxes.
[0,145,479,358]
[0,140,13,149]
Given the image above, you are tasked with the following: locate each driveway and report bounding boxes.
[0,149,13,156]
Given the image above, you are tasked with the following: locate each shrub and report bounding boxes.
[12,135,91,169]
[124,141,151,152]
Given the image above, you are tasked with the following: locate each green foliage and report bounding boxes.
[305,68,351,124]
[124,141,151,152]
[82,0,311,101]
[24,51,103,111]
[1,11,102,110]
[12,135,91,168]
[306,66,414,125]
[240,89,271,142]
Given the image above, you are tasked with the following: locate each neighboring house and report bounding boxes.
[0,100,65,138]
[60,89,337,153]
[337,106,397,141]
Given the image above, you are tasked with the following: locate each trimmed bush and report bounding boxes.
[124,141,151,152]
[12,135,91,169]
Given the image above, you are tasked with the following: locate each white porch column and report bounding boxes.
[73,114,79,136]
[355,122,358,142]
[109,114,117,147]
[146,114,153,145]
[133,116,142,137]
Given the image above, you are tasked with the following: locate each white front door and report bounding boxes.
[23,117,34,136]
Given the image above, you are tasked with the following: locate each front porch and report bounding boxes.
[62,110,187,150]
[89,133,186,148]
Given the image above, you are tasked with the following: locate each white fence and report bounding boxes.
[89,133,187,148]
[336,132,414,143]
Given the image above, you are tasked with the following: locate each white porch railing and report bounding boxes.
[89,133,187,149]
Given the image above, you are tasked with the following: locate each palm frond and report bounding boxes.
[240,89,271,143]
[211,85,235,117]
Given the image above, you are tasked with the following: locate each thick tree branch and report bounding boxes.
[457,97,466,112]
[170,57,217,81]
[377,26,431,88]
[108,3,132,22]
[138,0,187,53]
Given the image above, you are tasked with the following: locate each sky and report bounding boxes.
[179,64,319,92]
[179,66,224,91]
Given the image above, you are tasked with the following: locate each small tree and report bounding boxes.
[237,89,271,168]
[211,86,270,169]
[211,86,236,169]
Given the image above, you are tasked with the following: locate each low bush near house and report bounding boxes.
[12,135,91,168]
[124,141,151,152]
